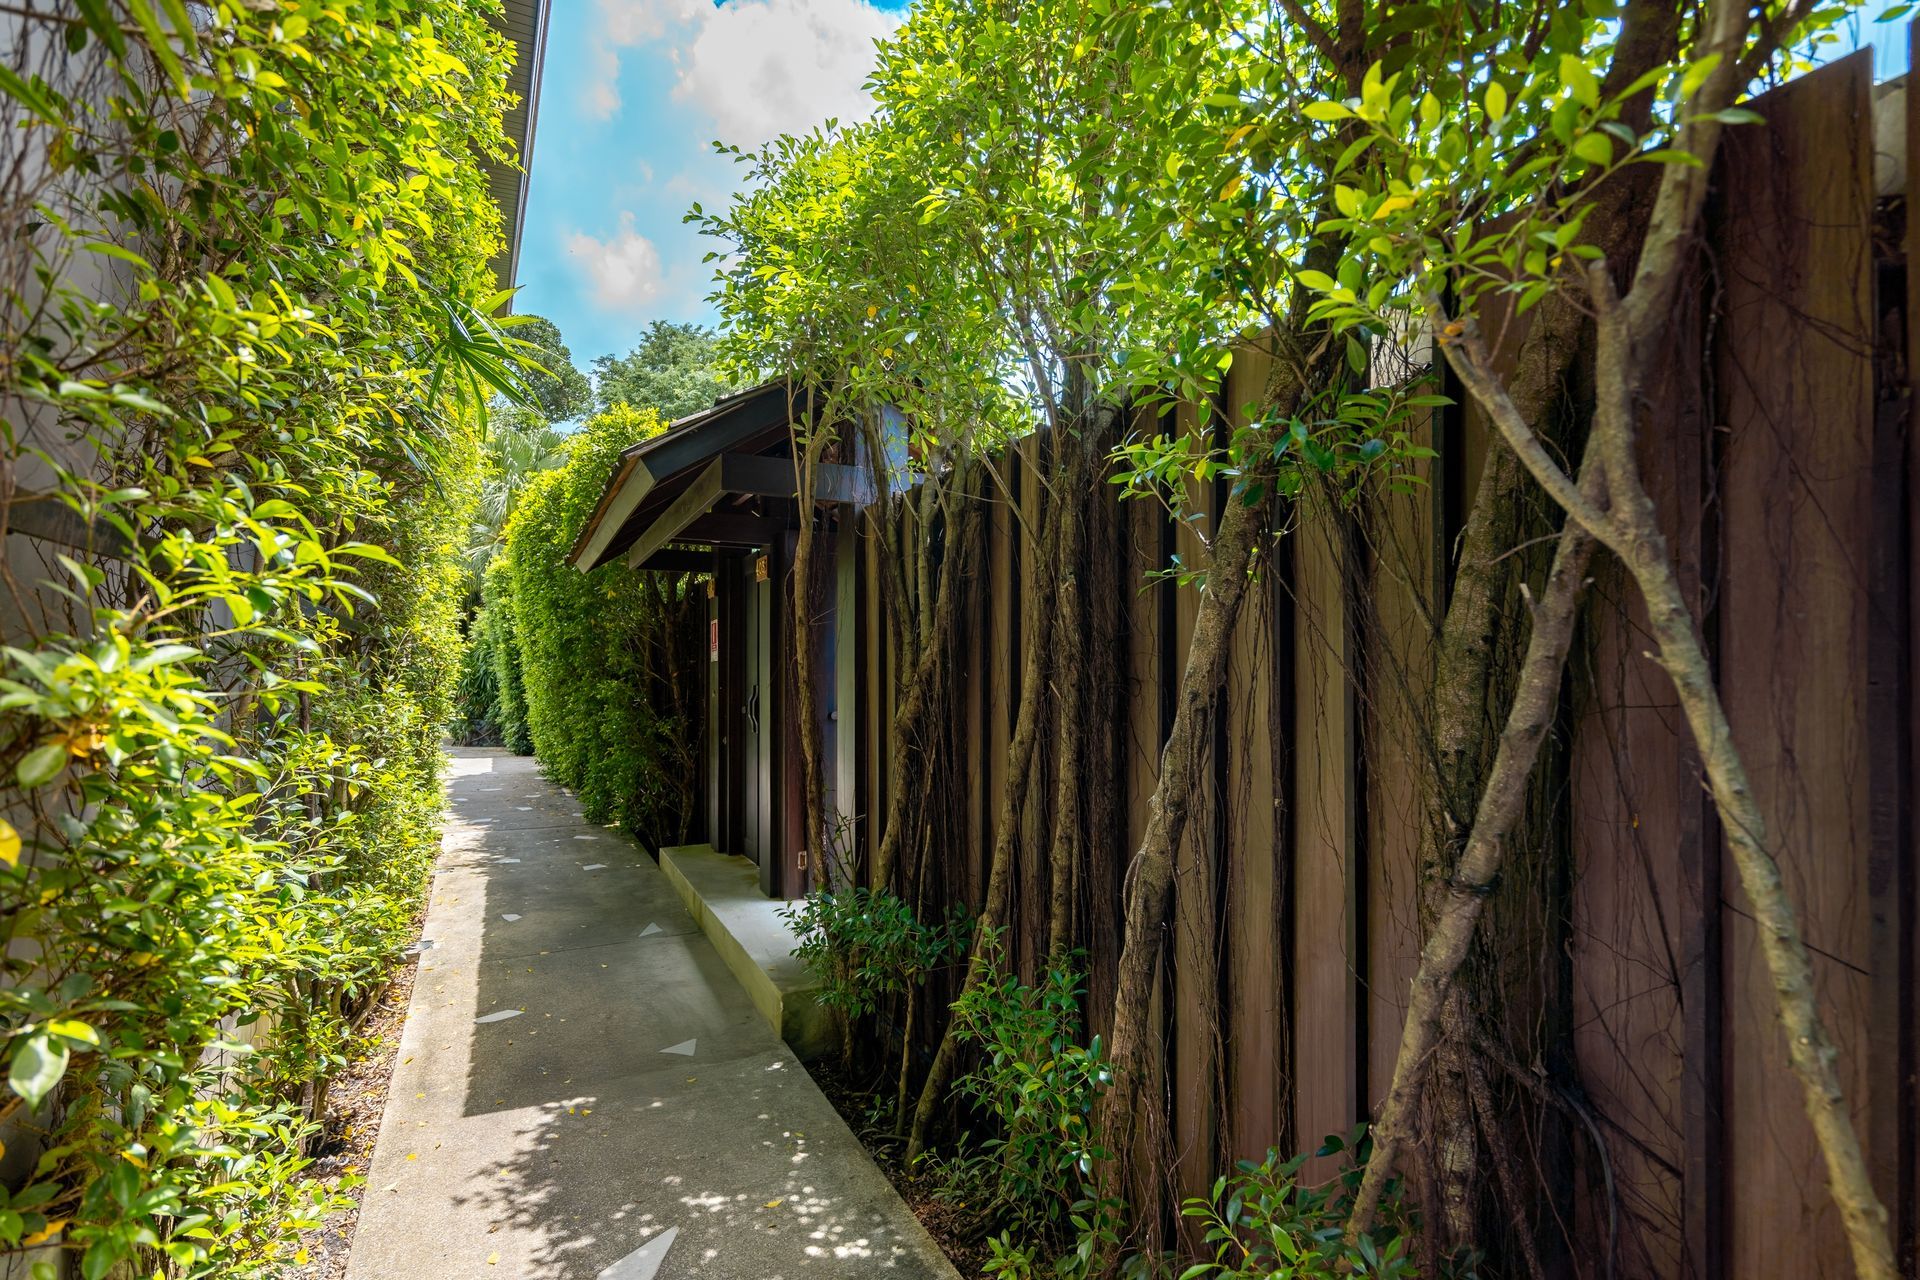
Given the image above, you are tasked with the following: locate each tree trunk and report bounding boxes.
[1348,439,1600,1236]
[1046,407,1112,958]
[870,479,982,894]
[789,415,833,881]
[906,461,1060,1160]
[1430,253,1897,1277]
[1100,451,1276,1159]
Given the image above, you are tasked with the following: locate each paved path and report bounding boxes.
[346,748,957,1280]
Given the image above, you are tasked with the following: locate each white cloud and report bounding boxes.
[585,43,623,120]
[565,211,664,312]
[587,0,899,146]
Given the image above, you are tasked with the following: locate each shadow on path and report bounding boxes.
[344,748,956,1280]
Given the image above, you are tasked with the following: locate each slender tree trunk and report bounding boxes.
[1100,452,1277,1158]
[1046,407,1111,958]
[896,979,917,1132]
[907,471,1060,1160]
[1427,248,1897,1277]
[789,417,833,881]
[870,478,982,893]
[1348,439,1600,1235]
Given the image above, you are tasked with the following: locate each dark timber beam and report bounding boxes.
[715,453,875,506]
[630,548,712,573]
[624,457,730,569]
[675,514,788,547]
[623,455,873,568]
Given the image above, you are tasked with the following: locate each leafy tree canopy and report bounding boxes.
[511,314,595,422]
[593,320,731,420]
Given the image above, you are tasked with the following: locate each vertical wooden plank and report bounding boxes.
[1291,478,1360,1174]
[1221,350,1286,1162]
[988,445,1015,917]
[1117,406,1171,1237]
[1170,398,1220,1198]
[707,548,725,848]
[1716,51,1876,1279]
[1889,32,1920,1280]
[1567,294,1708,1278]
[1361,405,1441,1118]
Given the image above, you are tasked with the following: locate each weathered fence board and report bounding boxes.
[844,46,1914,1276]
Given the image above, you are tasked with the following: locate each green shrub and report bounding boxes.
[0,1,516,1274]
[480,556,534,754]
[951,933,1120,1269]
[1178,1130,1423,1279]
[496,407,707,843]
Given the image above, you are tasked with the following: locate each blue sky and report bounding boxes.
[512,0,913,369]
[510,0,1913,370]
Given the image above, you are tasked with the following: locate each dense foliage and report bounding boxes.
[460,408,707,845]
[715,0,1878,1271]
[0,2,522,1275]
[591,321,731,420]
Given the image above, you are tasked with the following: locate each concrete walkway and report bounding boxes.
[346,748,958,1280]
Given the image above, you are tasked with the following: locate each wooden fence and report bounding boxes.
[842,48,1918,1277]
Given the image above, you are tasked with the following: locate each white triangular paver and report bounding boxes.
[501,913,521,922]
[639,922,663,938]
[659,1038,696,1057]
[598,1226,678,1280]
[581,863,607,871]
[475,1009,523,1024]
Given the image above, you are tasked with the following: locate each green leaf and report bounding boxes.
[1639,147,1704,168]
[45,1019,99,1048]
[1483,80,1508,123]
[8,1032,69,1109]
[1572,133,1613,165]
[1302,101,1352,122]
[0,63,60,125]
[15,744,65,790]
[1679,52,1722,99]
[1295,270,1339,293]
[1559,54,1600,108]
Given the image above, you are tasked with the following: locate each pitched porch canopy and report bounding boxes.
[567,382,875,573]
[566,382,873,903]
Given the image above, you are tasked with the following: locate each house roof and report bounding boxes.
[567,382,875,573]
[485,0,552,303]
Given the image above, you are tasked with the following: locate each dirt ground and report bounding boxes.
[280,957,421,1280]
[806,1054,995,1278]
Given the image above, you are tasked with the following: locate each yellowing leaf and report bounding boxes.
[765,1199,784,1209]
[21,1220,67,1248]
[486,1251,500,1266]
[1218,174,1245,201]
[0,820,19,868]
[1484,81,1508,123]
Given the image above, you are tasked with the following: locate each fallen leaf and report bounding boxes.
[765,1199,784,1209]
[486,1251,500,1265]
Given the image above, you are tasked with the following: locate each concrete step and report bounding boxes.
[659,844,832,1060]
